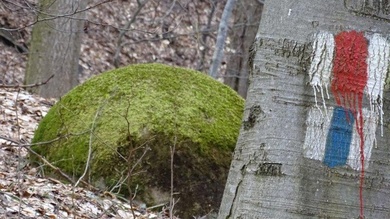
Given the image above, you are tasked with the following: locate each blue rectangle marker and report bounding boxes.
[323,106,354,168]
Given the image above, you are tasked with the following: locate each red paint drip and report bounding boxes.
[331,31,368,219]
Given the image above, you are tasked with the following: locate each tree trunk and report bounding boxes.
[209,0,236,79]
[25,0,87,98]
[218,0,390,218]
[224,0,263,99]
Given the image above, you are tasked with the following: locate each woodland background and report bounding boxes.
[0,0,263,218]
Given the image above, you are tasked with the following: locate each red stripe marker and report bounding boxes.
[331,31,368,219]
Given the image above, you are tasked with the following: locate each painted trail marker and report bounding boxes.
[304,31,388,170]
[304,106,377,170]
[304,30,389,218]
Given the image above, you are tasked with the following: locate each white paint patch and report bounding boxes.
[308,31,335,114]
[348,109,377,170]
[365,33,389,136]
[288,9,292,16]
[303,107,330,161]
[305,31,388,170]
[303,107,376,170]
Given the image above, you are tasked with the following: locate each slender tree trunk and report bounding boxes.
[209,0,236,79]
[25,0,87,98]
[224,0,263,98]
[218,0,390,218]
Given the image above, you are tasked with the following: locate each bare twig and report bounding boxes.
[146,202,168,210]
[121,27,218,46]
[27,146,75,184]
[0,74,54,89]
[169,103,179,219]
[120,98,151,218]
[113,0,149,67]
[197,0,217,71]
[14,89,22,218]
[0,131,89,148]
[168,198,180,219]
[109,138,150,194]
[0,0,113,31]
[75,97,108,187]
[0,135,101,190]
[169,134,178,219]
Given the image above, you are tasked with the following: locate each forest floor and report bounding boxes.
[0,88,171,218]
[0,0,226,218]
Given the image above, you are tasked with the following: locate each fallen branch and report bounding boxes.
[27,148,76,184]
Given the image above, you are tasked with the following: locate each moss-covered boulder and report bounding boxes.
[31,63,244,217]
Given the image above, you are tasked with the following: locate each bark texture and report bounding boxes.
[218,0,390,218]
[25,0,87,98]
[224,0,263,99]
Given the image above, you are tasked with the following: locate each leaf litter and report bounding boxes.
[0,88,177,219]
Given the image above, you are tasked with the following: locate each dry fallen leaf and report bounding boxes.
[0,89,174,219]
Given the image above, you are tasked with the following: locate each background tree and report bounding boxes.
[25,0,87,98]
[218,0,390,218]
[224,0,263,98]
[208,0,236,79]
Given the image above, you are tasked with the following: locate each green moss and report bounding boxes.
[31,63,244,217]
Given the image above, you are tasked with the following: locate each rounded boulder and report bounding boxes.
[31,63,244,217]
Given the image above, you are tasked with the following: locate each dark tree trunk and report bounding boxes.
[224,0,263,98]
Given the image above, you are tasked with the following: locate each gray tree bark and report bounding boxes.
[209,0,236,79]
[25,0,87,98]
[224,0,263,98]
[218,0,390,218]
